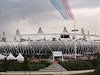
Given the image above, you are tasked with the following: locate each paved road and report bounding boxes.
[0,70,94,75]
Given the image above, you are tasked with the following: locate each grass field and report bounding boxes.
[0,74,52,75]
[0,72,95,75]
[70,72,94,75]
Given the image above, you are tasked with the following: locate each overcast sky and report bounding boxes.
[0,0,100,36]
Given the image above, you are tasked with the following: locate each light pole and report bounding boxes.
[61,62,62,75]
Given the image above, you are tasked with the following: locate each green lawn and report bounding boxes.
[70,72,94,75]
[0,74,52,75]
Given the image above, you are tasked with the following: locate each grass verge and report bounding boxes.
[70,72,94,75]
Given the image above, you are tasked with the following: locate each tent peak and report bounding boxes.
[37,27,44,34]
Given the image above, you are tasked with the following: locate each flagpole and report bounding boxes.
[72,19,78,59]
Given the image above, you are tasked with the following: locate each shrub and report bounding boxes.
[22,56,29,70]
[40,60,50,67]
[2,58,9,72]
[0,59,50,71]
[94,65,100,75]
[59,60,92,71]
[8,62,22,71]
[29,63,45,71]
[0,64,5,72]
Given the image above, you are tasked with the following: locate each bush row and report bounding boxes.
[59,60,93,71]
[0,60,50,72]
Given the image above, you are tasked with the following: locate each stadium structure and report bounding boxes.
[0,27,100,58]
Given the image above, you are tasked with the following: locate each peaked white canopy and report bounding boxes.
[16,53,24,62]
[7,53,16,60]
[0,54,5,60]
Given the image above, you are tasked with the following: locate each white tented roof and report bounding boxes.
[0,54,5,60]
[16,53,24,62]
[7,53,16,60]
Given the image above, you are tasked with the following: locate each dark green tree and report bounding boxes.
[93,53,100,75]
[94,65,100,75]
[3,58,9,72]
[22,56,29,70]
[97,53,100,65]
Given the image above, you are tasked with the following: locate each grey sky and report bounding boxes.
[0,0,100,36]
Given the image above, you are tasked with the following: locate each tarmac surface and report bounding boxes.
[0,69,94,75]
